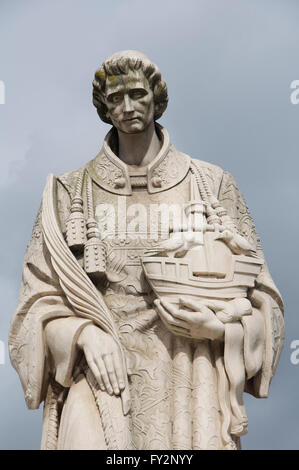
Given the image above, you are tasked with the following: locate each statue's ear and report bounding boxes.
[154,102,164,120]
[96,103,112,124]
[102,102,110,121]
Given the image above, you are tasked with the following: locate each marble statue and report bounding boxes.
[9,50,284,450]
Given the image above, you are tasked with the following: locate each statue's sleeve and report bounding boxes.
[217,170,285,398]
[8,181,91,410]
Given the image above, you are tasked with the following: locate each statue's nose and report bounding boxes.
[123,94,134,113]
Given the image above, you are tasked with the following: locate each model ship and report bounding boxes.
[141,172,264,305]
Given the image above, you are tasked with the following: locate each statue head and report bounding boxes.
[92,50,168,129]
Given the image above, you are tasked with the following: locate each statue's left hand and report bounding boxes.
[154,297,225,341]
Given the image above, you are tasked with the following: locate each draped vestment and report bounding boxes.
[9,126,284,450]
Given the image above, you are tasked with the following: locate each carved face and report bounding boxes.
[104,70,155,134]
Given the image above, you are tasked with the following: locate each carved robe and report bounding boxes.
[9,126,284,450]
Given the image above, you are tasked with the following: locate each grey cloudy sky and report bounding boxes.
[0,0,298,449]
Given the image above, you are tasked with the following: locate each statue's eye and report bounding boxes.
[130,89,147,100]
[108,93,122,104]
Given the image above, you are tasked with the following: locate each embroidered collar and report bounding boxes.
[86,124,190,195]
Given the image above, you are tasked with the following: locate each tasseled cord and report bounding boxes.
[84,174,107,281]
[190,162,236,231]
[66,169,86,251]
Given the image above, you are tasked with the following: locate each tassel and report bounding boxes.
[84,175,106,281]
[84,220,106,281]
[184,174,206,237]
[66,170,86,251]
[190,162,237,230]
[190,163,221,226]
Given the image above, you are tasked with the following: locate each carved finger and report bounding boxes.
[159,299,191,328]
[155,301,179,332]
[156,300,187,328]
[95,373,105,391]
[96,356,113,395]
[87,357,105,391]
[160,298,183,318]
[167,306,202,325]
[178,296,199,311]
[179,297,214,316]
[103,354,120,395]
[158,308,177,331]
[155,300,175,323]
[112,350,126,392]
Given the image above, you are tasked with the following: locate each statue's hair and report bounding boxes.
[92,50,168,124]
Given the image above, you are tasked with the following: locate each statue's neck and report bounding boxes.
[117,121,162,167]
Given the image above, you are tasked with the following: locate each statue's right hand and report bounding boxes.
[77,324,126,397]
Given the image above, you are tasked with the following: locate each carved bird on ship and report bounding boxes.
[215,229,257,257]
[143,230,203,258]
